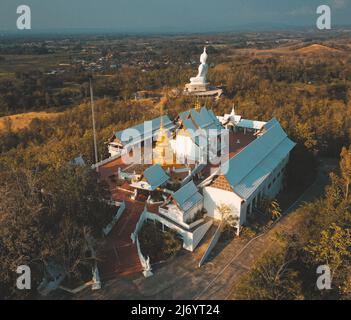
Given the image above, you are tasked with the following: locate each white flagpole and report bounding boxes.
[90,79,99,166]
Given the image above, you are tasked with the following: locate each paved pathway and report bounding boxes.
[99,201,144,280]
[97,157,147,279]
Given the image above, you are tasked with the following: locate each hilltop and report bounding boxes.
[236,42,345,57]
[296,43,341,54]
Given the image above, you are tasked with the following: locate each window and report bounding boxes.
[247,202,252,214]
[273,178,276,184]
[278,172,281,178]
[268,183,272,189]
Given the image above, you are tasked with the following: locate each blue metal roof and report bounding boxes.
[192,108,212,128]
[183,118,201,145]
[263,118,279,130]
[114,115,175,145]
[221,119,296,199]
[179,107,223,145]
[143,164,170,191]
[180,107,222,131]
[179,110,190,122]
[173,180,203,212]
[236,119,266,130]
[196,107,220,130]
[233,137,296,199]
[208,109,223,129]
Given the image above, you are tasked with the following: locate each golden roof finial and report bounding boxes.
[154,102,174,166]
[195,99,201,111]
[159,102,164,130]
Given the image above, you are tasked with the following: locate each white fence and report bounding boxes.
[91,149,127,170]
[188,218,206,230]
[103,201,126,236]
[198,224,222,267]
[141,211,212,252]
[158,206,205,231]
[131,208,148,243]
[130,209,154,277]
[182,163,206,185]
[130,208,213,277]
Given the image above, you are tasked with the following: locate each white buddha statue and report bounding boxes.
[190,47,208,84]
[184,46,223,97]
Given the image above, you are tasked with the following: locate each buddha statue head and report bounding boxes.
[200,47,208,65]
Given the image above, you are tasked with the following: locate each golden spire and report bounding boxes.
[159,103,164,131]
[195,99,201,111]
[153,102,174,166]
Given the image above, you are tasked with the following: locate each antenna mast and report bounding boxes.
[90,79,99,165]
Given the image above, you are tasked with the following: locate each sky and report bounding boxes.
[1,0,351,33]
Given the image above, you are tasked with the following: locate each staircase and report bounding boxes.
[98,201,144,280]
[198,223,222,267]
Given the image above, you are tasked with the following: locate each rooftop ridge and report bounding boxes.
[222,119,290,195]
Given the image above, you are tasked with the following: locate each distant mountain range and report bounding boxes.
[2,23,351,37]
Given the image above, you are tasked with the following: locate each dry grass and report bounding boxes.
[236,43,343,58]
[296,44,341,54]
[0,111,62,133]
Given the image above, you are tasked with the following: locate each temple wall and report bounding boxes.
[203,187,242,223]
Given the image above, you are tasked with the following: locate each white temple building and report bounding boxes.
[97,103,296,279]
[91,42,299,279]
[104,105,295,244]
[202,117,295,224]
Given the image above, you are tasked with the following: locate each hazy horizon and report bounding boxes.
[1,0,351,34]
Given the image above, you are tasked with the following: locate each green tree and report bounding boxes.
[0,164,113,299]
[163,229,182,257]
[268,199,282,221]
[234,250,303,300]
[0,168,46,299]
[217,203,240,236]
[304,223,351,282]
